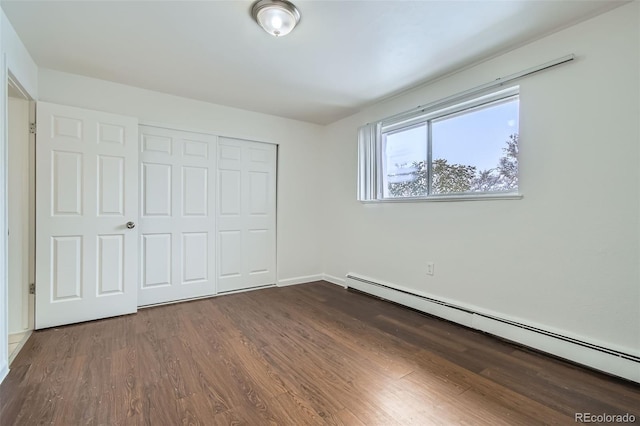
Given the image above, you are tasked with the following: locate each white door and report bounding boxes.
[217,138,277,293]
[35,102,139,329]
[138,126,216,306]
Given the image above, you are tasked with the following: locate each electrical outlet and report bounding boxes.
[427,262,435,276]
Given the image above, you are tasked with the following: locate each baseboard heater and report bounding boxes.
[345,273,640,384]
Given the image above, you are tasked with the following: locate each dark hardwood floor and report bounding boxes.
[1,281,639,425]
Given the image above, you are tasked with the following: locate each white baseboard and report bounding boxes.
[322,274,346,287]
[0,362,8,384]
[277,274,323,287]
[8,329,32,366]
[277,274,346,288]
[345,273,640,384]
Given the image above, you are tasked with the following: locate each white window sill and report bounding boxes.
[360,192,523,203]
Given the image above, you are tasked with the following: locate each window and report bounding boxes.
[358,87,520,201]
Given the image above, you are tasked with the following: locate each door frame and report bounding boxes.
[1,58,37,381]
[7,72,35,334]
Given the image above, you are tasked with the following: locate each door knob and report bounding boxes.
[126,221,136,229]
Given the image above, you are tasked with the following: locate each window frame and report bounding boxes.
[359,86,523,203]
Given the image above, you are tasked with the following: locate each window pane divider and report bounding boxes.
[426,120,433,196]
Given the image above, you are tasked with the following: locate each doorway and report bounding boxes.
[7,75,35,364]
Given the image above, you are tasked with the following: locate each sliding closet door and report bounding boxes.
[217,138,277,293]
[138,126,216,306]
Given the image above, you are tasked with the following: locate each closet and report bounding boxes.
[35,103,277,328]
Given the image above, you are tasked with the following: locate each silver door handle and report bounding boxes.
[126,221,136,229]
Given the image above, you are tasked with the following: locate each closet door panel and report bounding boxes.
[217,138,276,293]
[138,126,216,306]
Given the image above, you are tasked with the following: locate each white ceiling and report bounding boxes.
[1,0,626,124]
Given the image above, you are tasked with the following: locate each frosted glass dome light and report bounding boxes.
[252,0,301,37]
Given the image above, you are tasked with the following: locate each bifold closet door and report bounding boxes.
[217,138,277,293]
[138,126,216,306]
[35,102,139,329]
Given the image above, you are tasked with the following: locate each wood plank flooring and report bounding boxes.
[1,281,639,425]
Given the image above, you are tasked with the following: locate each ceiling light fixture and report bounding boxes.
[251,0,301,37]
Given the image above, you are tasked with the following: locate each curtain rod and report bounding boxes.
[377,54,575,125]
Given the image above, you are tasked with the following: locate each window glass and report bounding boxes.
[431,97,519,195]
[383,123,428,198]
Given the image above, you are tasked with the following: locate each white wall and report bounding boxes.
[7,95,29,334]
[1,12,37,99]
[322,3,639,356]
[37,69,325,284]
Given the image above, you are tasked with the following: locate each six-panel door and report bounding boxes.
[217,137,277,293]
[35,102,139,329]
[138,126,217,306]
